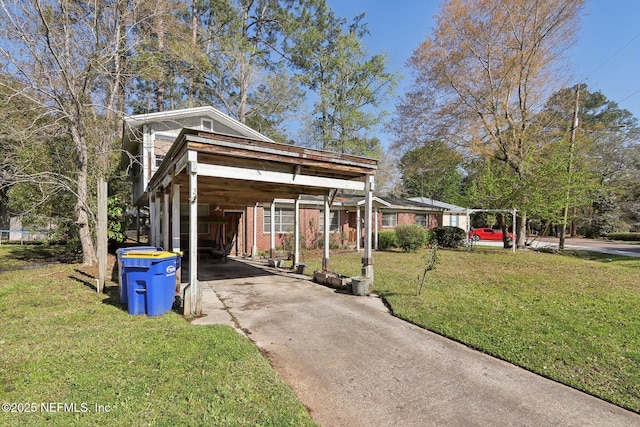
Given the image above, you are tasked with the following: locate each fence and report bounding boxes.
[0,229,50,245]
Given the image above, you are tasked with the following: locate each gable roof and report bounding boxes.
[121,106,273,153]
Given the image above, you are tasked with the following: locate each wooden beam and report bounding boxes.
[197,163,366,191]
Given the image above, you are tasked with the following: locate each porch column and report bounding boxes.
[156,192,163,248]
[187,151,200,315]
[252,203,258,258]
[148,194,154,246]
[150,192,159,247]
[293,198,300,266]
[270,202,276,259]
[374,207,379,251]
[356,206,361,251]
[136,207,141,243]
[322,194,330,272]
[171,183,181,252]
[162,190,170,251]
[362,175,374,284]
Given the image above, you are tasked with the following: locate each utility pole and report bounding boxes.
[559,85,580,250]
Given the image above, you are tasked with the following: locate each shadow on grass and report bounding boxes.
[2,244,80,264]
[69,269,125,312]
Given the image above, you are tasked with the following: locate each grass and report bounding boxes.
[303,247,640,413]
[0,244,76,270]
[0,249,315,426]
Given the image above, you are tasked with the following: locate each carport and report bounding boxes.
[146,128,378,315]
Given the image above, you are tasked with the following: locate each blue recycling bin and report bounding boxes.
[116,246,162,305]
[121,251,178,316]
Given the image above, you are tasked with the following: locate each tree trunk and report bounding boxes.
[71,126,97,266]
[497,212,511,249]
[516,211,527,248]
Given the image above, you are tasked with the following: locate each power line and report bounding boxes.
[579,30,640,110]
[617,88,640,104]
[583,31,640,81]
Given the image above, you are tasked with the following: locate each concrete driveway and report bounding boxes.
[192,259,640,426]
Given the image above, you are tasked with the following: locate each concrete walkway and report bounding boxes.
[191,259,640,426]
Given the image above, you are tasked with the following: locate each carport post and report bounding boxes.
[162,190,170,251]
[356,207,361,251]
[322,194,330,272]
[293,198,300,266]
[252,203,258,258]
[362,175,374,283]
[374,207,379,251]
[171,183,181,252]
[188,151,200,315]
[154,192,162,247]
[270,202,276,259]
[148,193,156,246]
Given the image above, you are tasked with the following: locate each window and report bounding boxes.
[155,154,165,168]
[319,211,340,232]
[415,214,428,227]
[202,119,213,131]
[264,207,294,233]
[382,213,397,227]
[449,214,460,227]
[180,203,210,234]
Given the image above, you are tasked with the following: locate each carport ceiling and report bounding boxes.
[150,129,378,205]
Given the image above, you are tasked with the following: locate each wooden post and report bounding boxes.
[171,183,181,252]
[162,190,170,252]
[97,177,108,293]
[188,151,200,315]
[356,206,361,252]
[270,202,276,259]
[252,203,258,258]
[322,194,330,272]
[172,182,181,293]
[374,207,379,251]
[294,198,300,266]
[362,175,374,284]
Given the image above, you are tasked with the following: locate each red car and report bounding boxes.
[468,228,514,241]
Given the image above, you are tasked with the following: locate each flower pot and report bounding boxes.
[350,277,370,296]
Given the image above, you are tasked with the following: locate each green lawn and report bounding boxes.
[303,247,640,413]
[0,249,315,426]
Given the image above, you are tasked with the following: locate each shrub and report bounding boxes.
[395,224,429,253]
[607,232,640,242]
[378,231,399,250]
[433,226,466,248]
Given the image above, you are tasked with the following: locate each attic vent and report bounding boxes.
[202,119,213,131]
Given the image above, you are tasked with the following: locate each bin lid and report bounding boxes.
[121,251,177,259]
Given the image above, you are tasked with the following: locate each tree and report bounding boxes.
[541,84,640,237]
[0,0,140,265]
[398,141,463,203]
[286,5,397,156]
[393,0,585,247]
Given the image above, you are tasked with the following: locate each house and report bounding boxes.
[122,106,378,315]
[121,107,448,258]
[409,197,468,231]
[259,195,444,252]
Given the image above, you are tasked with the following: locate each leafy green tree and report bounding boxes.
[540,84,639,235]
[399,141,463,203]
[286,5,397,156]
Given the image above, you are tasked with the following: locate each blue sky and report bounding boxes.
[324,0,640,147]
